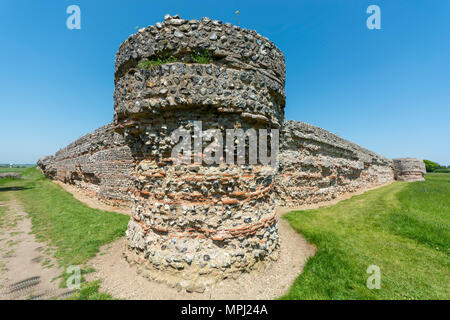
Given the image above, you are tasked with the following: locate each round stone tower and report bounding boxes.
[114,14,286,290]
[393,158,426,181]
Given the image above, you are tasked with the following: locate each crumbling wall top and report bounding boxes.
[54,124,124,160]
[281,120,393,166]
[113,15,286,128]
[115,14,285,85]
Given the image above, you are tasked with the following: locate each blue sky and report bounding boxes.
[1,0,449,165]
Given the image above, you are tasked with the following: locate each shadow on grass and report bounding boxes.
[0,186,32,192]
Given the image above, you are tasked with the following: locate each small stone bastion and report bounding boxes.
[36,14,429,293]
[114,15,285,289]
[393,158,426,181]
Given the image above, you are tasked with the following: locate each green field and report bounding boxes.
[0,167,31,174]
[0,168,129,299]
[0,169,449,300]
[281,173,450,300]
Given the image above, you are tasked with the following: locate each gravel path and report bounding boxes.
[0,195,71,300]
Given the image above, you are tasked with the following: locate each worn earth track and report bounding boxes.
[86,214,315,299]
[0,195,71,300]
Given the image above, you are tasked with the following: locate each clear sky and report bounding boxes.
[1,0,449,165]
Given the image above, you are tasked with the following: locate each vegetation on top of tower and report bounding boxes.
[136,49,213,70]
[190,49,212,64]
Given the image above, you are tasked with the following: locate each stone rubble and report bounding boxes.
[0,172,21,179]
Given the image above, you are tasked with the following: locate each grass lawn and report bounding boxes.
[0,168,129,299]
[0,167,31,174]
[281,173,450,300]
[1,168,448,300]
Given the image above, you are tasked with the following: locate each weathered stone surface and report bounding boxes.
[37,155,56,178]
[392,158,426,181]
[114,15,283,288]
[275,121,395,207]
[38,124,134,208]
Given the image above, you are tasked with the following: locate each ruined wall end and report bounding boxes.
[275,121,395,207]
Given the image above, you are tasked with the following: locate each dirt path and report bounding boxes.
[0,194,71,300]
[86,214,316,300]
[50,181,318,299]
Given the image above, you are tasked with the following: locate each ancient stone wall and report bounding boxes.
[114,14,285,290]
[38,123,134,208]
[392,158,426,181]
[38,118,399,212]
[275,121,395,207]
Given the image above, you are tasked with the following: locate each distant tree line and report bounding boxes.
[0,164,34,168]
[423,160,450,173]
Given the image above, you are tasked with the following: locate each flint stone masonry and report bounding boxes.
[38,124,134,208]
[38,118,402,211]
[113,15,284,288]
[275,121,395,207]
[0,172,21,179]
[37,15,423,291]
[392,158,426,182]
[114,14,286,128]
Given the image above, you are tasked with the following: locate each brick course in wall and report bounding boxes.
[39,120,401,211]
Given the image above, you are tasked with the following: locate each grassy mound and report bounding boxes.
[14,168,129,266]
